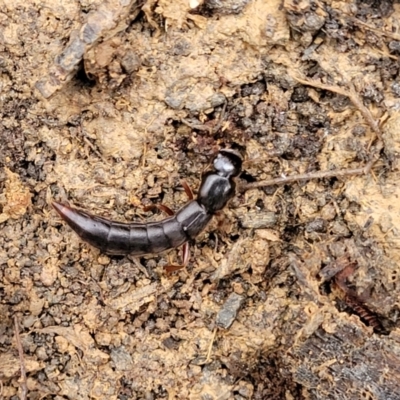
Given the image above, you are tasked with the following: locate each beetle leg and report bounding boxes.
[144,179,193,218]
[180,180,194,200]
[165,242,190,273]
[182,242,190,266]
[143,204,174,216]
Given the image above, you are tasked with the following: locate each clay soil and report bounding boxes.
[2,0,400,399]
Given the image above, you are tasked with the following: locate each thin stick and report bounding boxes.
[292,76,381,140]
[351,17,400,42]
[211,100,227,134]
[292,75,385,174]
[181,118,213,134]
[205,327,218,363]
[239,73,384,191]
[240,72,383,191]
[364,139,384,173]
[241,166,366,191]
[293,74,383,174]
[14,316,28,400]
[181,98,227,135]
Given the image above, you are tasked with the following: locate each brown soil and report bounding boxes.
[1,0,400,399]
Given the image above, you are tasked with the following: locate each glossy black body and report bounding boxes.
[53,149,242,256]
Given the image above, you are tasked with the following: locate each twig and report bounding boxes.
[293,75,385,175]
[293,76,381,140]
[35,0,141,98]
[71,126,110,166]
[181,98,227,135]
[351,17,400,42]
[142,114,158,167]
[211,100,227,134]
[181,118,213,134]
[364,139,384,173]
[241,166,366,191]
[14,316,28,400]
[205,327,217,363]
[242,73,384,191]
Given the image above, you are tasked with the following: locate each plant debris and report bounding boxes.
[1,0,400,398]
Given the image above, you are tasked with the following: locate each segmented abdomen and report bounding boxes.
[52,201,212,255]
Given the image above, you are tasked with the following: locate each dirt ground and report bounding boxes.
[1,0,400,399]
